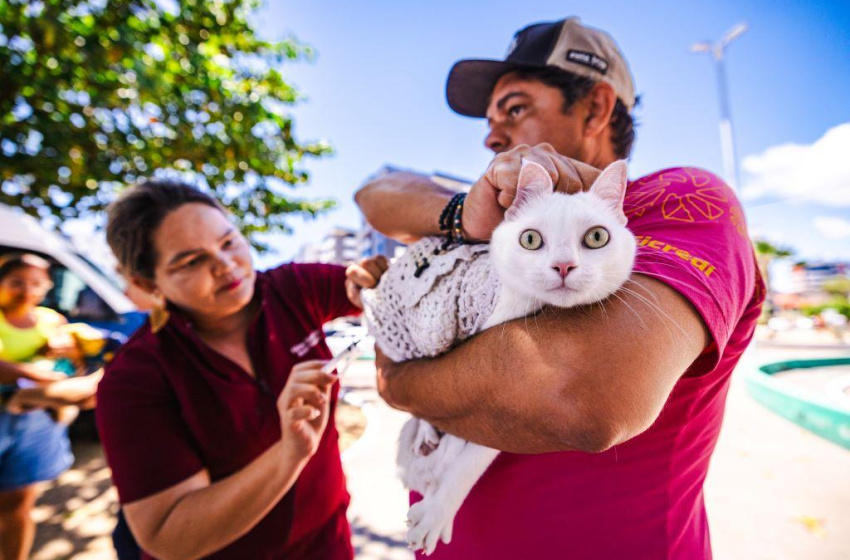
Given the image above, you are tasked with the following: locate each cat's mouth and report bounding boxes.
[546,277,591,293]
[547,283,578,293]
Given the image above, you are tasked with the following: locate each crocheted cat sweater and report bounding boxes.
[360,237,500,362]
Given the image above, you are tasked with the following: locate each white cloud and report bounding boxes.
[741,123,850,206]
[813,216,850,240]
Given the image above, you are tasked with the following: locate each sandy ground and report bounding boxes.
[30,338,850,560]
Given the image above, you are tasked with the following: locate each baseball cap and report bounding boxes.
[446,17,636,118]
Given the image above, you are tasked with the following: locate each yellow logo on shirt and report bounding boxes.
[625,168,729,224]
[635,235,717,278]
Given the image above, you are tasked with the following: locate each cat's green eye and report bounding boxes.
[519,229,544,250]
[583,227,610,249]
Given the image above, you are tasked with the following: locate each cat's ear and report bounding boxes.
[505,160,553,220]
[590,160,629,225]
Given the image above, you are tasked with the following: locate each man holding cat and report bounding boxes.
[356,17,763,560]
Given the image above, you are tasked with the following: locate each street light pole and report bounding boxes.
[691,22,748,192]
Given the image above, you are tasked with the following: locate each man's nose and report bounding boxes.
[485,127,510,153]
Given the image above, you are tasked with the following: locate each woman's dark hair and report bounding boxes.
[106,180,224,280]
[0,252,51,282]
[507,67,640,159]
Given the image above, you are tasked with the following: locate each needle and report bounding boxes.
[321,336,365,375]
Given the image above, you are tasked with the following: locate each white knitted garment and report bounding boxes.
[361,237,500,362]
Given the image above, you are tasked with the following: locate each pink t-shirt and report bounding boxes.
[422,168,765,560]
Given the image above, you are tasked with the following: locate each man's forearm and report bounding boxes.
[377,276,708,455]
[378,315,599,454]
[355,171,456,243]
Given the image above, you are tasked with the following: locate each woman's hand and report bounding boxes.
[345,256,389,309]
[126,361,338,560]
[462,144,601,241]
[277,361,338,460]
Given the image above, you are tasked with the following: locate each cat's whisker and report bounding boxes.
[614,284,687,339]
[525,295,542,337]
[622,277,661,304]
[613,255,716,296]
[521,296,529,325]
[592,276,684,339]
[632,254,704,268]
[608,290,647,329]
[633,236,726,251]
[631,254,694,265]
[595,299,610,322]
[630,270,713,298]
[530,298,541,334]
[632,252,705,270]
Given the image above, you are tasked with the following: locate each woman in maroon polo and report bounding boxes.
[96,180,385,559]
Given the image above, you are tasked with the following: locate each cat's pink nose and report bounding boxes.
[552,262,577,278]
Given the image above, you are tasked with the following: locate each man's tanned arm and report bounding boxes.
[376,274,710,454]
[355,172,455,244]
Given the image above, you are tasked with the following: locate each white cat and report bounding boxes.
[363,159,636,555]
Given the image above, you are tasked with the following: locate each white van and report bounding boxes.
[0,204,143,335]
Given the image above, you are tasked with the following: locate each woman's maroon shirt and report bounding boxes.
[96,263,358,560]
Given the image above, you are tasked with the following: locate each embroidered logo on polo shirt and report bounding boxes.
[566,50,609,74]
[291,329,322,357]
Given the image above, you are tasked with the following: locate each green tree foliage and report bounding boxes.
[752,239,795,320]
[754,240,793,259]
[0,0,333,248]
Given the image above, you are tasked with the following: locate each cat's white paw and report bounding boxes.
[412,421,442,457]
[406,497,455,555]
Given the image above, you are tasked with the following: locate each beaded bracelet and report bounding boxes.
[452,195,465,244]
[438,192,467,248]
[439,193,466,234]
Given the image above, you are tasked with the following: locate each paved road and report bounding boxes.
[705,344,850,560]
[340,360,414,560]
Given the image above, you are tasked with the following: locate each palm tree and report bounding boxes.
[753,239,794,319]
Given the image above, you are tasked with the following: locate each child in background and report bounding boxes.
[0,253,76,560]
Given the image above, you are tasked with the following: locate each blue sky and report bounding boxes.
[250,0,850,267]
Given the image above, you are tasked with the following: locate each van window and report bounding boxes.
[77,253,126,292]
[46,266,117,321]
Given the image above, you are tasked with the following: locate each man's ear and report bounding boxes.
[582,82,617,140]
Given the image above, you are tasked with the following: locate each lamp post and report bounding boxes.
[691,22,748,192]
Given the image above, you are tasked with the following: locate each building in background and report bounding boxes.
[771,260,850,311]
[296,165,471,264]
[295,226,359,265]
[791,262,849,295]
